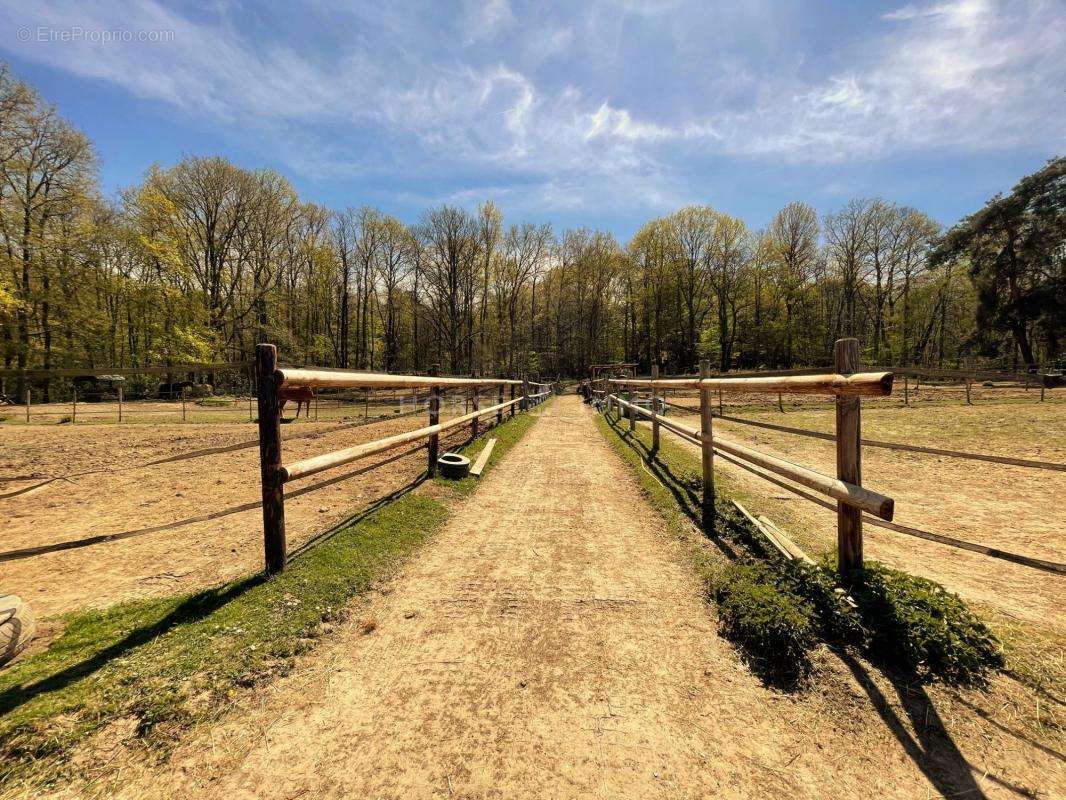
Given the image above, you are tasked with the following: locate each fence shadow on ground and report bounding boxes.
[0,577,260,718]
[602,411,743,559]
[836,652,1023,800]
[602,407,1012,798]
[0,441,438,564]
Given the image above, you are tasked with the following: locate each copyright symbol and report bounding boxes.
[16,27,31,42]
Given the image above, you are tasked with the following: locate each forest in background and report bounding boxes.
[1,64,1062,400]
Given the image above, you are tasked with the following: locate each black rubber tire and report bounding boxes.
[438,452,471,479]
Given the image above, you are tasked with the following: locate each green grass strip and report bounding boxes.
[0,399,549,786]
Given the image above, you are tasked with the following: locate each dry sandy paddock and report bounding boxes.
[0,407,474,620]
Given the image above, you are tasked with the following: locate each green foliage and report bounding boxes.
[853,563,1005,686]
[932,156,1065,365]
[713,562,817,685]
[777,561,866,645]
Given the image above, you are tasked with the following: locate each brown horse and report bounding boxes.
[278,386,314,420]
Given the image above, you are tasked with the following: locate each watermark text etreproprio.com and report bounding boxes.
[16,26,175,44]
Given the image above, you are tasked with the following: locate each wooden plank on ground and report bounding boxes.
[757,515,816,565]
[732,500,793,561]
[470,438,497,477]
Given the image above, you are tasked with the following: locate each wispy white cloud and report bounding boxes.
[0,0,1061,215]
[462,0,515,44]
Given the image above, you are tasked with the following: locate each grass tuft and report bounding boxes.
[713,562,817,686]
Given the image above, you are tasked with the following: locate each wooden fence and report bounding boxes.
[255,344,551,574]
[599,338,893,582]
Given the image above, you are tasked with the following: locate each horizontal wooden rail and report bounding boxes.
[660,402,1066,473]
[704,412,1066,473]
[869,364,1035,384]
[611,395,894,520]
[280,398,521,482]
[714,449,1066,577]
[276,367,522,390]
[610,372,893,397]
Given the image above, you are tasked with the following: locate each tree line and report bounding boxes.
[1,65,1062,401]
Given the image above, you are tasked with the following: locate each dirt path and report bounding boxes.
[85,395,1059,800]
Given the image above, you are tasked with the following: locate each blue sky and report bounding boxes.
[1,0,1063,240]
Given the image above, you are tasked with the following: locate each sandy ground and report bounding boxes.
[649,400,1066,630]
[0,409,473,620]
[659,381,1060,413]
[40,396,1061,800]
[0,390,464,426]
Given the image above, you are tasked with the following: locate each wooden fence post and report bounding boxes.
[25,388,30,424]
[522,377,529,411]
[509,383,516,417]
[249,380,254,421]
[651,364,660,451]
[497,385,504,424]
[699,361,715,528]
[118,385,123,423]
[718,388,723,415]
[181,386,187,422]
[256,344,286,575]
[471,387,480,439]
[835,338,863,583]
[428,365,440,476]
[904,375,909,406]
[965,379,972,405]
[628,381,636,432]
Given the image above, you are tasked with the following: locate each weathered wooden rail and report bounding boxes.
[256,344,551,574]
[661,407,1066,473]
[602,338,890,582]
